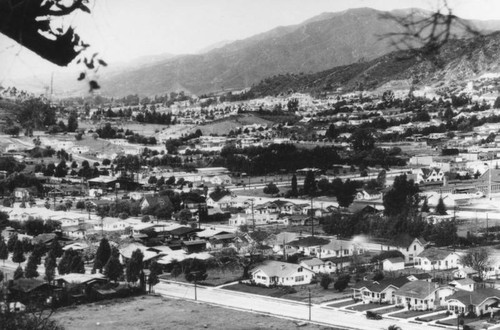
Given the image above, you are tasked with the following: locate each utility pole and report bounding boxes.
[308,287,311,321]
[310,195,314,237]
[250,199,255,231]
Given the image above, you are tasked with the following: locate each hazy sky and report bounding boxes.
[1,0,500,87]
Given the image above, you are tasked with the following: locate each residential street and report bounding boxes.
[154,281,437,330]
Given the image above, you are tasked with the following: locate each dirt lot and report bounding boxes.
[53,295,340,330]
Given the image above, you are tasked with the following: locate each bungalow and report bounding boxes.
[449,278,475,292]
[446,287,500,317]
[394,281,456,311]
[355,189,382,201]
[353,277,410,304]
[320,239,363,258]
[250,260,315,287]
[453,267,477,279]
[206,194,236,210]
[382,257,405,271]
[415,248,462,271]
[299,258,335,274]
[286,236,330,257]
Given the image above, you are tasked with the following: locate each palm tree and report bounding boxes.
[388,325,402,330]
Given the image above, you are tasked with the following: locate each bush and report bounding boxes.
[320,274,333,289]
[334,274,351,292]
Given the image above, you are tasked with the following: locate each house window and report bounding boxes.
[295,276,304,282]
[298,267,303,272]
[414,245,417,251]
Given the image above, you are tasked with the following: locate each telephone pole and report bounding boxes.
[310,196,314,237]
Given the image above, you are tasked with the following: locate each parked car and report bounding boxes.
[366,311,382,320]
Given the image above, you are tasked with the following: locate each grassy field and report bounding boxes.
[390,309,437,319]
[416,312,449,322]
[223,283,350,304]
[52,295,342,330]
[164,268,243,287]
[197,114,274,136]
[327,299,356,308]
[347,303,387,312]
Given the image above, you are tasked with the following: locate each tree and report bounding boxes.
[334,274,350,292]
[70,253,85,273]
[126,249,144,283]
[104,254,123,283]
[320,274,332,289]
[335,179,357,208]
[290,174,298,197]
[94,238,111,272]
[148,261,162,293]
[67,112,79,132]
[44,255,56,283]
[0,237,8,264]
[303,171,316,196]
[376,170,386,188]
[459,247,491,281]
[383,174,420,217]
[0,269,3,283]
[435,196,447,215]
[263,182,279,196]
[49,238,63,258]
[12,240,25,264]
[7,233,18,252]
[351,128,375,151]
[13,265,24,280]
[25,253,39,278]
[421,198,430,213]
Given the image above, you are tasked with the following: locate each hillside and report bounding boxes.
[247,31,500,96]
[96,8,500,97]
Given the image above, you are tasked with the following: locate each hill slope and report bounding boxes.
[248,31,500,96]
[98,8,500,97]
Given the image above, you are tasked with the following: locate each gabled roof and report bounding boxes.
[418,248,457,261]
[408,273,433,281]
[301,258,325,267]
[250,260,313,278]
[10,279,54,293]
[394,281,440,299]
[142,194,173,208]
[354,277,410,293]
[287,236,330,247]
[384,257,404,264]
[169,227,202,236]
[450,278,475,286]
[390,234,426,249]
[446,288,500,306]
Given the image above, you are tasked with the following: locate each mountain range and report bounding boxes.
[57,8,500,97]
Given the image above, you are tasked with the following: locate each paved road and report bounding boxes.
[154,281,437,330]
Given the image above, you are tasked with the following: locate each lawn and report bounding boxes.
[378,306,404,314]
[416,312,450,322]
[328,299,356,308]
[347,303,388,312]
[53,295,342,330]
[391,309,439,319]
[222,283,350,304]
[437,317,484,326]
[222,283,289,298]
[162,268,242,287]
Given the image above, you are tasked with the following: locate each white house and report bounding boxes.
[299,258,335,274]
[414,167,445,184]
[353,277,410,304]
[415,248,462,271]
[394,281,456,311]
[449,278,475,292]
[382,257,405,271]
[446,288,500,316]
[250,260,315,287]
[392,236,427,264]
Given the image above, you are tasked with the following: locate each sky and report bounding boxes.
[2,0,500,89]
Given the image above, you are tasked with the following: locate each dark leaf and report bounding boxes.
[77,72,85,81]
[89,80,101,92]
[98,59,108,67]
[79,4,91,14]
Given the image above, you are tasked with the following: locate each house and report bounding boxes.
[449,278,475,292]
[299,258,335,274]
[140,194,173,211]
[285,236,331,257]
[415,248,462,271]
[319,239,363,259]
[250,260,315,287]
[382,258,405,271]
[7,279,57,306]
[445,287,500,316]
[391,235,427,264]
[355,189,382,201]
[394,281,456,311]
[415,167,445,184]
[352,277,410,304]
[13,188,32,200]
[407,273,433,282]
[453,267,477,279]
[182,240,206,253]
